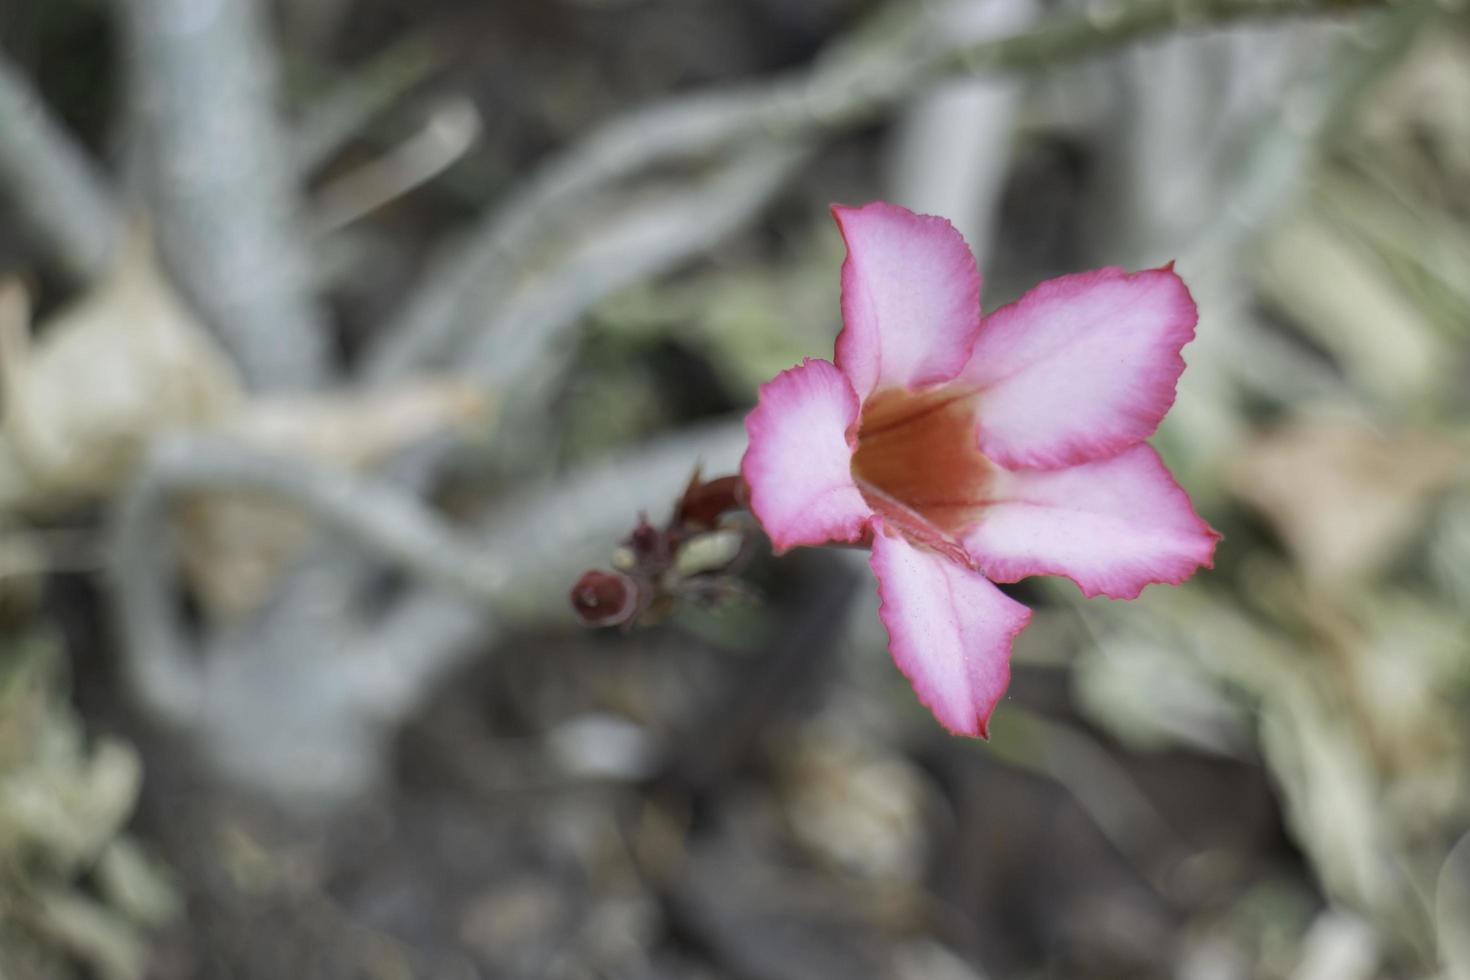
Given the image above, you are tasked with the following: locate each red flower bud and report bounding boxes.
[570,570,640,627]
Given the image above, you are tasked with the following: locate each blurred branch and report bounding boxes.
[295,139,793,714]
[310,96,482,236]
[110,421,746,800]
[368,0,1392,379]
[928,0,1391,79]
[109,433,507,725]
[0,53,120,282]
[115,0,330,390]
[331,417,748,725]
[464,143,810,383]
[285,144,803,629]
[989,707,1193,889]
[291,33,445,174]
[887,0,1039,260]
[1440,831,1470,980]
[1187,0,1430,267]
[0,529,104,580]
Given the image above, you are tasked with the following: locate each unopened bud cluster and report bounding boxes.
[570,470,755,628]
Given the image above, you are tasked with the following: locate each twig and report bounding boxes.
[1184,0,1429,268]
[309,96,482,236]
[290,32,445,174]
[887,0,1039,261]
[116,0,330,390]
[297,140,800,623]
[463,143,809,382]
[110,420,746,739]
[0,53,120,282]
[0,529,105,579]
[108,433,504,725]
[367,0,1390,379]
[122,436,508,607]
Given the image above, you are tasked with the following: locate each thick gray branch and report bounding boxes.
[109,433,506,725]
[0,53,120,281]
[116,0,330,390]
[109,421,746,799]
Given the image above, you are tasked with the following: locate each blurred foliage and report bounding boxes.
[561,8,1470,976]
[0,631,177,980]
[0,242,485,620]
[1075,9,1470,971]
[2,0,1469,976]
[0,237,241,515]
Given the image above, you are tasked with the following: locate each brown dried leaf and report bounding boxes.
[1228,417,1469,590]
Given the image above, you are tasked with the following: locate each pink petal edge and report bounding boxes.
[869,523,1032,738]
[832,202,983,400]
[963,265,1198,470]
[962,443,1220,600]
[741,357,872,553]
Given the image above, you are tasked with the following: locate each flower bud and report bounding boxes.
[672,529,745,579]
[569,570,640,627]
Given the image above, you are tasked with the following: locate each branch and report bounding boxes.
[462,143,809,383]
[887,0,1038,261]
[109,421,747,796]
[0,53,120,282]
[108,433,507,725]
[123,436,509,602]
[334,417,750,723]
[309,96,482,237]
[290,32,445,174]
[367,0,1389,379]
[115,0,330,390]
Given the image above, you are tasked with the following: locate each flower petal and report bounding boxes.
[832,202,983,399]
[962,444,1220,599]
[741,358,872,552]
[869,524,1032,737]
[962,265,1198,469]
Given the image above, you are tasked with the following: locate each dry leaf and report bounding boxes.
[1228,417,1469,591]
[0,233,487,617]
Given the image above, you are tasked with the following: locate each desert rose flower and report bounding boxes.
[741,201,1219,737]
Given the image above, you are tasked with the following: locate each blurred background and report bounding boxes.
[1,0,1468,977]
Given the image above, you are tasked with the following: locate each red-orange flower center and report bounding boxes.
[850,384,992,561]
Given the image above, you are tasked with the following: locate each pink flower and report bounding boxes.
[741,202,1219,737]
